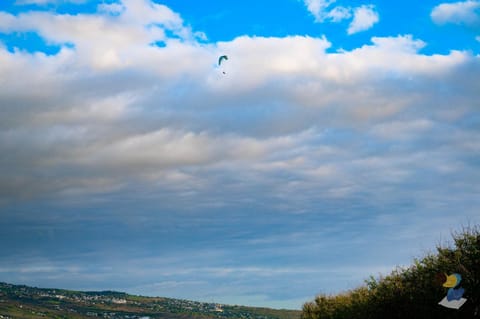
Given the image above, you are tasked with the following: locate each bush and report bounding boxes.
[302,225,480,319]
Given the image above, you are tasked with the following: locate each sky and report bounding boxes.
[0,0,479,310]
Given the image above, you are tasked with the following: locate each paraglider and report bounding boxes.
[218,55,228,74]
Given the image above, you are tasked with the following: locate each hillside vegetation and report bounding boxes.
[301,225,480,319]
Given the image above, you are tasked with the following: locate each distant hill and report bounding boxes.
[0,282,301,319]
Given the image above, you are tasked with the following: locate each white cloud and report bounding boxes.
[327,6,352,22]
[304,0,337,22]
[97,2,126,15]
[0,0,198,70]
[431,0,480,26]
[304,0,352,23]
[303,1,378,34]
[347,4,379,34]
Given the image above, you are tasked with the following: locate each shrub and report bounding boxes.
[302,225,480,319]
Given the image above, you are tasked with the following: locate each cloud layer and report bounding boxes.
[1,0,479,309]
[431,0,480,26]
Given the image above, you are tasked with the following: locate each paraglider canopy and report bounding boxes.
[218,55,228,66]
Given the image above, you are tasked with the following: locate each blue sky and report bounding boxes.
[0,0,479,310]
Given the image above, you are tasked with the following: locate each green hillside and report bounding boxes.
[301,225,480,319]
[0,283,300,319]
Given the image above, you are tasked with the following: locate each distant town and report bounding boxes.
[0,282,301,319]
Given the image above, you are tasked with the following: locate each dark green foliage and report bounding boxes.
[302,225,480,319]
